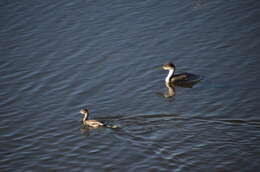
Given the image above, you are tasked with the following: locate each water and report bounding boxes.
[1,0,260,171]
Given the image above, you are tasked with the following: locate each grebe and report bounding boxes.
[80,109,104,128]
[80,109,118,129]
[162,62,200,87]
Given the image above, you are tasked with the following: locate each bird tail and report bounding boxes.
[104,124,119,129]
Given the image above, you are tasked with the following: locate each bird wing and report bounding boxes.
[173,73,189,81]
[172,73,201,88]
[89,120,104,126]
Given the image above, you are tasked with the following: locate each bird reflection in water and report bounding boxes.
[156,82,176,99]
[165,82,176,98]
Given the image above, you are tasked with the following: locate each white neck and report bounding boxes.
[83,114,88,121]
[165,69,174,83]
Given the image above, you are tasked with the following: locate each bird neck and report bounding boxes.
[165,69,174,84]
[83,114,88,121]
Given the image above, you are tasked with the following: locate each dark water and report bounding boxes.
[1,0,260,171]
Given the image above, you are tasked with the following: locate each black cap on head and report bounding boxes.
[163,62,175,70]
[166,62,175,68]
[80,109,89,114]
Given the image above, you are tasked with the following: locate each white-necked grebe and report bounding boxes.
[80,109,104,128]
[162,62,200,87]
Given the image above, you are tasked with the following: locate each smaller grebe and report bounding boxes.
[80,109,104,128]
[162,62,200,87]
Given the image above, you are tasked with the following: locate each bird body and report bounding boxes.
[83,120,104,128]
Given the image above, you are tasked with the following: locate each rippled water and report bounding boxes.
[1,0,260,171]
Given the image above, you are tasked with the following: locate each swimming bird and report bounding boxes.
[80,109,118,129]
[162,62,200,87]
[80,109,104,128]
